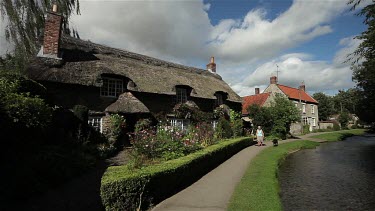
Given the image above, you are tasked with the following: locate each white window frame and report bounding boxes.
[176,87,188,104]
[312,117,316,127]
[311,105,315,114]
[212,120,218,130]
[100,78,124,97]
[169,119,190,131]
[303,116,308,125]
[88,117,103,133]
[302,103,306,114]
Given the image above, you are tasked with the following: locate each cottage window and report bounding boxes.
[170,119,190,131]
[101,78,124,97]
[311,105,315,114]
[303,116,308,125]
[216,94,223,106]
[212,120,218,130]
[312,117,316,127]
[88,117,102,133]
[302,103,306,113]
[176,87,188,104]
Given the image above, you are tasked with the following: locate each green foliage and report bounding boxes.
[216,116,233,139]
[173,103,213,123]
[227,140,319,211]
[312,92,334,121]
[247,104,273,133]
[72,105,89,123]
[348,0,375,124]
[303,125,310,135]
[107,114,126,147]
[333,122,341,131]
[338,111,350,128]
[230,109,243,138]
[101,137,252,211]
[3,92,52,128]
[135,118,152,132]
[310,129,366,142]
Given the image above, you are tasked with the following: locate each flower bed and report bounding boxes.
[101,137,252,211]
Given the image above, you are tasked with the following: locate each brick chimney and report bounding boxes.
[270,76,277,84]
[206,56,216,73]
[299,81,305,92]
[42,4,62,57]
[255,88,260,95]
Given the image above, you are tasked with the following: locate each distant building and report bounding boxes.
[242,76,319,134]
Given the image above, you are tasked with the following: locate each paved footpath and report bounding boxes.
[152,133,326,211]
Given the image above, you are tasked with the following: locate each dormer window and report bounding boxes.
[176,87,188,104]
[214,91,227,107]
[216,94,223,106]
[101,78,124,97]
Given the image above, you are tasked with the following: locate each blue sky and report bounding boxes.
[0,0,368,96]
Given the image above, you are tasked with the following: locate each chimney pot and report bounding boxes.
[255,88,260,95]
[299,82,306,92]
[52,4,58,13]
[206,56,216,73]
[270,76,277,84]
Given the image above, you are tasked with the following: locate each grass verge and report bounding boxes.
[227,140,319,211]
[309,129,366,142]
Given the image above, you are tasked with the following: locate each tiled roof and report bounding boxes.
[277,84,318,104]
[242,93,271,114]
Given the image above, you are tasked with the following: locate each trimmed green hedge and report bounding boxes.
[101,137,253,211]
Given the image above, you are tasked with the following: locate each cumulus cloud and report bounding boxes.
[71,0,350,65]
[232,37,362,97]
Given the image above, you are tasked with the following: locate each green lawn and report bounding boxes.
[310,129,366,142]
[227,140,319,211]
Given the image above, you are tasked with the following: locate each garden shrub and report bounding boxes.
[72,105,89,123]
[107,114,126,147]
[101,137,252,211]
[333,123,341,131]
[216,117,232,139]
[135,118,152,132]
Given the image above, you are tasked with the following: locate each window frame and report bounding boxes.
[311,104,315,114]
[302,103,306,113]
[169,118,190,131]
[216,93,223,106]
[88,116,103,133]
[176,87,188,104]
[312,117,316,127]
[100,77,124,98]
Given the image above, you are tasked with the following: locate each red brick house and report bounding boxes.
[27,6,242,133]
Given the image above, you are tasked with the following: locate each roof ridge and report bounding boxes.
[243,92,270,98]
[61,35,222,80]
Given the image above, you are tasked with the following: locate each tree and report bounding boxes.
[268,94,300,139]
[312,92,334,121]
[338,111,350,129]
[0,0,80,71]
[348,0,375,124]
[332,88,360,114]
[247,94,300,139]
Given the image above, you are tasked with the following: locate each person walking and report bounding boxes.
[256,126,264,146]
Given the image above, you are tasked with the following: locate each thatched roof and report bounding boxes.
[28,35,241,102]
[105,92,150,113]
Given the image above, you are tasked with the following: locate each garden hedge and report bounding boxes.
[100,137,253,211]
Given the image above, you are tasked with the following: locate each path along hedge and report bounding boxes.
[101,137,253,211]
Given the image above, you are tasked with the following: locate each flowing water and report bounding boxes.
[279,134,375,210]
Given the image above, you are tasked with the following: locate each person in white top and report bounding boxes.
[256,126,264,146]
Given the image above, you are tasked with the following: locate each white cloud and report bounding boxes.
[71,0,350,66]
[232,36,362,96]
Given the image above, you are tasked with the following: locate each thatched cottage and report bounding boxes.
[242,76,319,134]
[27,6,242,133]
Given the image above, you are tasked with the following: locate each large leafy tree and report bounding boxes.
[247,94,299,139]
[312,92,334,121]
[348,0,375,124]
[0,0,80,71]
